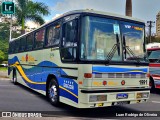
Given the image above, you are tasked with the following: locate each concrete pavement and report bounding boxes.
[0,71,8,78]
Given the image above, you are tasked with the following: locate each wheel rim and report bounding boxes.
[49,85,58,102]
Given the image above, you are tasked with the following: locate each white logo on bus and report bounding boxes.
[63,80,74,90]
[125,25,131,29]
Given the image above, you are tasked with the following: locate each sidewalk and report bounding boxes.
[0,71,9,79]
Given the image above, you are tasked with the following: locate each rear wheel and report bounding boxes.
[12,69,17,85]
[47,78,60,106]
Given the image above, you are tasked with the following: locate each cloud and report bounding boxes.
[45,19,50,23]
[26,21,40,28]
[52,14,62,20]
[44,14,61,23]
[54,0,126,15]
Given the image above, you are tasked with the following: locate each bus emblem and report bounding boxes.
[63,80,74,90]
[26,54,28,62]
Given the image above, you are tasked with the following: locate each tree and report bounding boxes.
[0,50,5,63]
[0,22,21,63]
[15,0,50,34]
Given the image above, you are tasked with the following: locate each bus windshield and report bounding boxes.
[148,50,160,63]
[80,16,145,62]
[121,21,145,62]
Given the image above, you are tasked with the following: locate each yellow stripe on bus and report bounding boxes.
[12,62,46,84]
[59,86,78,98]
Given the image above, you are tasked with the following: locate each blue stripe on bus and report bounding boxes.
[60,86,78,103]
[92,66,147,74]
[9,56,78,103]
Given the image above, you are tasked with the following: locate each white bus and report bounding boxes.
[8,10,150,108]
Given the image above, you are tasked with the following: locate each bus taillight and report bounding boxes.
[84,73,92,78]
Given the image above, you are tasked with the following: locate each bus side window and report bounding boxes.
[9,42,14,54]
[34,29,45,49]
[15,39,20,53]
[20,37,26,52]
[46,22,60,47]
[26,34,33,50]
[61,19,77,61]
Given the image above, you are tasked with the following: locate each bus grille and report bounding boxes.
[93,73,146,78]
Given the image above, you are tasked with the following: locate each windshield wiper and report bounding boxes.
[105,34,120,64]
[123,35,141,63]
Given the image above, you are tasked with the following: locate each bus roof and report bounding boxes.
[11,9,145,41]
[147,48,160,51]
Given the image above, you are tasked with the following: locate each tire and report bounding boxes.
[12,69,17,85]
[47,78,60,106]
[150,77,155,93]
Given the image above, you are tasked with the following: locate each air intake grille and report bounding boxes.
[93,73,146,78]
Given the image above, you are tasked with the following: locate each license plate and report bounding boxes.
[116,93,128,99]
[114,101,129,105]
[97,95,107,101]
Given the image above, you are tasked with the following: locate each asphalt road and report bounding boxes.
[0,79,160,119]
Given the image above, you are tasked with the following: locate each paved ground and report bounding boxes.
[0,71,8,78]
[0,79,160,120]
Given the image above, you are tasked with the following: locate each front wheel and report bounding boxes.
[47,79,60,106]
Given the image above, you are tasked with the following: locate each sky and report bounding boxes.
[31,0,160,33]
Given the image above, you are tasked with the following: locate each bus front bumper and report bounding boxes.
[78,88,150,108]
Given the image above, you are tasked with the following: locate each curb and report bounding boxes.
[0,77,10,80]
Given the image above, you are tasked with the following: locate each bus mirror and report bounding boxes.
[116,34,120,56]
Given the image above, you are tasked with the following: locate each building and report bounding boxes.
[156,12,160,37]
[126,0,132,17]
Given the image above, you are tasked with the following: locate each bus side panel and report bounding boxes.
[8,49,79,107]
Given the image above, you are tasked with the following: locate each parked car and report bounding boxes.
[0,64,8,67]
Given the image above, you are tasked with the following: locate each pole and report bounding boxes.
[9,14,12,41]
[147,21,155,43]
[149,21,151,43]
[9,0,13,41]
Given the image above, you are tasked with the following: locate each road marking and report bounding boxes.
[152,101,160,104]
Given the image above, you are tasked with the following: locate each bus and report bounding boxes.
[147,43,160,91]
[8,10,150,108]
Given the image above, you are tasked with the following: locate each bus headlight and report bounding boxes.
[136,92,149,99]
[89,95,107,102]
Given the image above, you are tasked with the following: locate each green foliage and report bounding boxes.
[0,50,5,63]
[0,22,20,63]
[15,0,50,31]
[2,61,8,64]
[0,67,7,71]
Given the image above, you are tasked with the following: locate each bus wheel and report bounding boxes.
[150,77,155,93]
[12,70,17,85]
[48,79,59,106]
